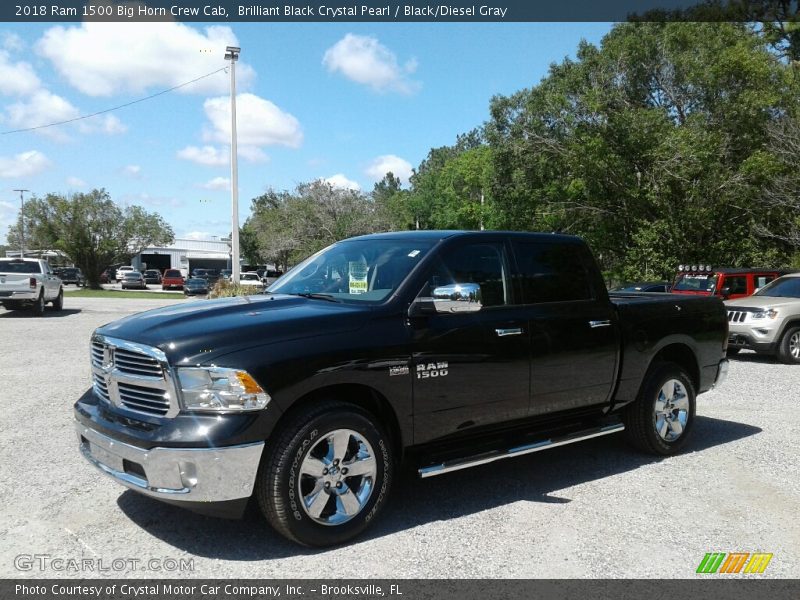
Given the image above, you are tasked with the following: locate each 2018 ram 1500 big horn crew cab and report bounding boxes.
[74,231,729,546]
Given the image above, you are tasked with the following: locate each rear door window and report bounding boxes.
[511,242,593,304]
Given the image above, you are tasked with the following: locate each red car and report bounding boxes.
[161,269,185,290]
[671,266,788,300]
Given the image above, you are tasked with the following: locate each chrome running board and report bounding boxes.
[418,422,625,478]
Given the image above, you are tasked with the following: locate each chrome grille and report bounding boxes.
[89,335,177,418]
[113,348,163,377]
[118,382,170,415]
[727,310,747,323]
[92,373,110,403]
[90,341,105,367]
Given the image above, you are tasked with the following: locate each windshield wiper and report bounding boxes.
[291,292,341,303]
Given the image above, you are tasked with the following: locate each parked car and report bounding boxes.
[59,267,86,287]
[183,277,209,296]
[115,266,136,283]
[143,269,162,285]
[161,269,184,290]
[725,273,800,363]
[238,272,265,291]
[99,269,112,284]
[610,281,671,293]
[220,269,232,281]
[74,231,728,547]
[120,271,146,290]
[261,269,284,286]
[671,266,788,300]
[0,258,63,316]
[191,268,220,284]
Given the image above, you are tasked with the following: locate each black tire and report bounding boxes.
[256,400,393,547]
[622,362,696,456]
[31,291,45,317]
[777,326,800,365]
[52,288,63,311]
[726,347,741,357]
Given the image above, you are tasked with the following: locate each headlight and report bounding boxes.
[177,367,270,411]
[751,309,778,320]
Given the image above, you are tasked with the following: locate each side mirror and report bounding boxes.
[432,283,482,314]
[721,287,731,299]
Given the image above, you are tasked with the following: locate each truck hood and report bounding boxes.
[96,294,370,364]
[725,296,799,310]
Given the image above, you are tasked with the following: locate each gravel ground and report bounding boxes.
[1,297,798,579]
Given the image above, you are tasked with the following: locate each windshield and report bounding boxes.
[0,260,41,274]
[268,239,435,302]
[673,274,718,293]
[755,277,800,298]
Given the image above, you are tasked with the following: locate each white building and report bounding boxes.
[131,237,232,275]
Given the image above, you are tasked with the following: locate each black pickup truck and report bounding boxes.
[74,231,729,546]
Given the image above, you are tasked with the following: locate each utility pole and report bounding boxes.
[225,45,241,284]
[13,189,29,258]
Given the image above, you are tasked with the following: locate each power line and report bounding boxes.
[0,66,228,136]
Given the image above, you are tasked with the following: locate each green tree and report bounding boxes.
[484,21,797,280]
[7,189,174,288]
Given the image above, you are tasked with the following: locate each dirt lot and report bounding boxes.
[1,297,798,578]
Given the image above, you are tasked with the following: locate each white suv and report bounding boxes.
[725,273,800,364]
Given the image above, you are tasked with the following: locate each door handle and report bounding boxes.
[495,327,523,337]
[589,320,612,328]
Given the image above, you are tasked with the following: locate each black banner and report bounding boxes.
[5,580,800,600]
[3,0,799,23]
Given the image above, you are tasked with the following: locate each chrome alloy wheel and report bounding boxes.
[298,428,377,526]
[790,331,800,359]
[653,379,689,442]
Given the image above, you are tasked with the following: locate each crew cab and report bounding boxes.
[74,232,728,547]
[672,265,786,300]
[0,258,63,316]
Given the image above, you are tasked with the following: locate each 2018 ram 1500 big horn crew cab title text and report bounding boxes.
[74,231,729,547]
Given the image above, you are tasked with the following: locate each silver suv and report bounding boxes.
[725,273,800,364]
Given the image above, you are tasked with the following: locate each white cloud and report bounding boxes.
[183,231,213,241]
[0,50,41,96]
[37,23,254,97]
[238,145,269,163]
[324,174,361,191]
[122,164,142,178]
[202,93,303,149]
[0,150,51,178]
[365,154,414,184]
[323,34,420,94]
[79,114,127,135]
[199,176,230,191]
[4,90,78,140]
[2,32,24,52]
[66,176,86,187]
[177,145,229,167]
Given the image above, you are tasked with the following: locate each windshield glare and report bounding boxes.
[268,239,434,302]
[755,277,800,298]
[673,274,718,292]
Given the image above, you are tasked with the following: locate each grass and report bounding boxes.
[64,288,184,300]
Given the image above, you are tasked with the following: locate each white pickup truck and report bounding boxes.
[0,258,63,316]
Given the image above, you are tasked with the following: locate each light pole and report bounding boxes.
[225,45,241,284]
[13,189,29,258]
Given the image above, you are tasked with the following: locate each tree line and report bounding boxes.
[5,20,799,287]
[245,20,800,282]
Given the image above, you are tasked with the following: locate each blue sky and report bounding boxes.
[0,22,613,244]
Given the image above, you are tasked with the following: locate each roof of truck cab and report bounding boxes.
[348,230,583,243]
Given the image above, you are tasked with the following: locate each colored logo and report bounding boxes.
[696,552,773,574]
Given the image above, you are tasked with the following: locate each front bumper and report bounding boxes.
[76,420,264,503]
